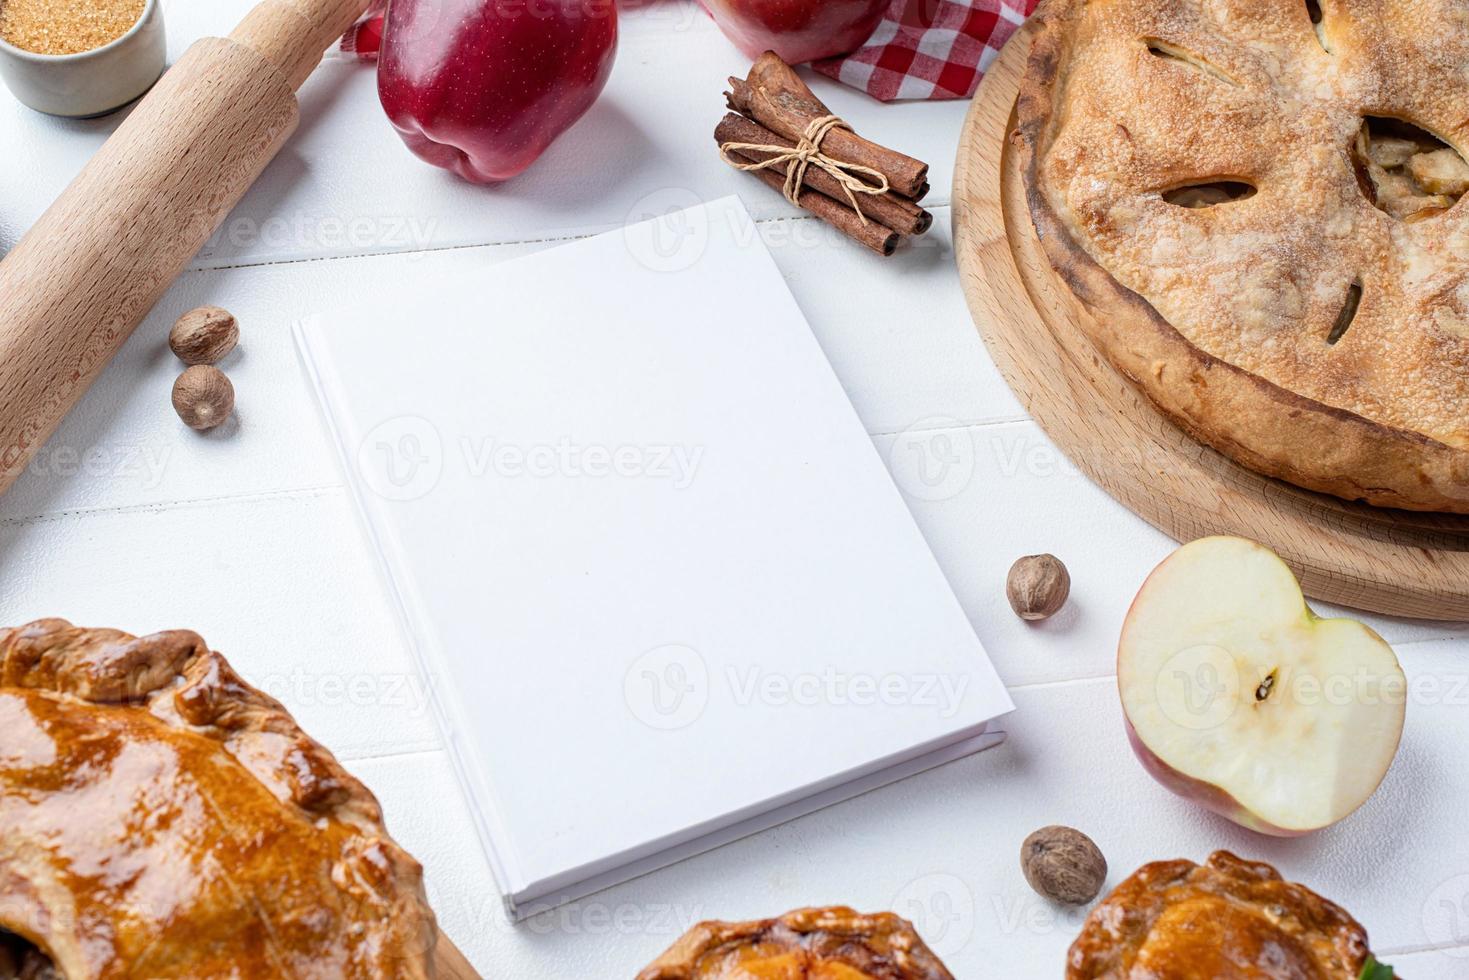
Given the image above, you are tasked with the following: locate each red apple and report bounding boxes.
[699,0,888,64]
[378,0,618,183]
[1118,537,1406,836]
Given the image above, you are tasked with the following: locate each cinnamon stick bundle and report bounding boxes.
[717,53,934,255]
[715,113,933,237]
[743,166,901,256]
[726,53,930,201]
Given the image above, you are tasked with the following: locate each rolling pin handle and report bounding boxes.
[0,0,371,498]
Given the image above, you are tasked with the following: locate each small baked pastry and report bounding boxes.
[1067,850,1385,978]
[0,619,436,979]
[1019,0,1469,512]
[636,906,955,979]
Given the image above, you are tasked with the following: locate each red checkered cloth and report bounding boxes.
[340,0,1036,102]
[339,0,385,57]
[814,0,1038,101]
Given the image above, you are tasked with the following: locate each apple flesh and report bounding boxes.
[699,0,889,64]
[1118,537,1405,836]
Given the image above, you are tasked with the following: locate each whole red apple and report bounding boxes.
[378,0,618,184]
[699,0,888,64]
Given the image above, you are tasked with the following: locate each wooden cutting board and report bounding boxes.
[952,21,1469,621]
[436,933,480,979]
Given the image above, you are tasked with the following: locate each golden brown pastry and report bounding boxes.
[0,619,436,979]
[1018,0,1469,512]
[636,906,955,979]
[1067,851,1384,978]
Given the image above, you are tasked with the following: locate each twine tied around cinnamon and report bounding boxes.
[719,115,891,225]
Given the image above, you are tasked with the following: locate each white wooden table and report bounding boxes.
[3,2,1468,975]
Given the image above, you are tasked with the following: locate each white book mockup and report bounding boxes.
[295,197,1013,918]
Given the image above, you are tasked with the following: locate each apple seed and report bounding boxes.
[1256,670,1278,702]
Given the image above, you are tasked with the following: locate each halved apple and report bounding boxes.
[1118,537,1406,836]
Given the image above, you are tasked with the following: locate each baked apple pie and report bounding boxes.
[1019,0,1469,512]
[1067,851,1388,978]
[0,619,436,978]
[636,906,955,979]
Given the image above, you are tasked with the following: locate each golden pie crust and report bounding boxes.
[1067,851,1376,978]
[0,619,436,979]
[636,906,955,979]
[1018,0,1469,512]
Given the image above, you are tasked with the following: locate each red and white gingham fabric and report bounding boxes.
[340,0,385,57]
[341,0,1037,102]
[814,0,1039,101]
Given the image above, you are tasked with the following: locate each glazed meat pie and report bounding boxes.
[0,620,436,979]
[1067,851,1385,979]
[637,906,955,979]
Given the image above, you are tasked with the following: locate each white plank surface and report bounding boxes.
[2,1,1467,976]
[0,0,971,268]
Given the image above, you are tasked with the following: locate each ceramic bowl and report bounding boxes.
[0,0,165,117]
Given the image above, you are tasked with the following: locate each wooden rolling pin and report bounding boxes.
[0,9,489,970]
[0,0,371,494]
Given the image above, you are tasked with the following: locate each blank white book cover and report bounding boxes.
[295,196,1013,915]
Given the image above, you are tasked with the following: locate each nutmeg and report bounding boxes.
[1020,825,1107,905]
[172,366,235,431]
[169,306,239,366]
[1006,554,1070,621]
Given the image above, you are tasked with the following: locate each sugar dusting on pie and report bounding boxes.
[0,619,437,979]
[1018,0,1469,512]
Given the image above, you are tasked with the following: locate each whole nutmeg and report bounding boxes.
[172,366,235,431]
[1020,825,1107,905]
[1006,554,1070,621]
[170,306,239,366]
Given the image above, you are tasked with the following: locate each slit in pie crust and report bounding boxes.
[1018,0,1469,512]
[0,619,437,979]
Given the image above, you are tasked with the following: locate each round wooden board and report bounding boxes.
[435,932,480,979]
[952,21,1469,621]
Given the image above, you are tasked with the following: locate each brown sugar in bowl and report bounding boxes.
[0,0,165,117]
